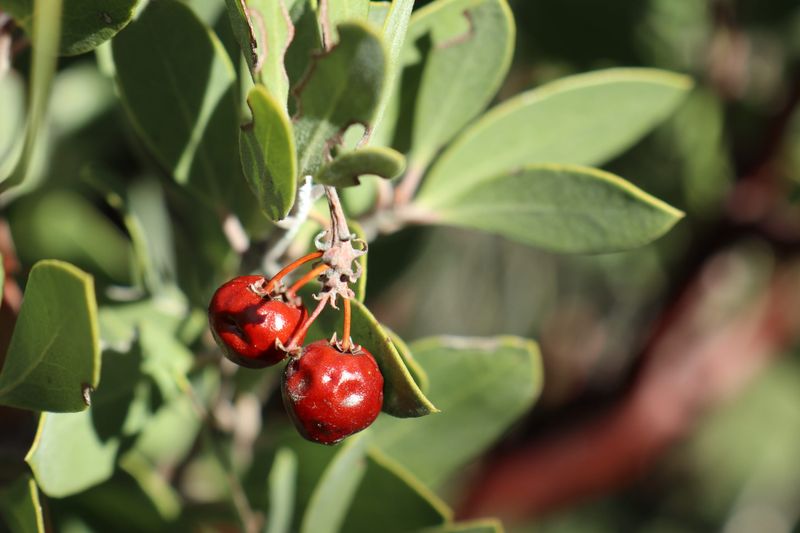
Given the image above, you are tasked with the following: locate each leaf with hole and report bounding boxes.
[223,0,296,104]
[0,260,100,412]
[240,85,298,220]
[293,22,387,176]
[394,0,514,170]
[419,68,693,205]
[315,147,405,187]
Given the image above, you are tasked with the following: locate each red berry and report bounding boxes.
[282,340,384,445]
[208,275,307,368]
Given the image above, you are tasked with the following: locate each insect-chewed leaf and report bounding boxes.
[223,0,295,104]
[393,0,514,170]
[240,85,298,220]
[419,68,693,205]
[293,22,387,176]
[416,163,685,253]
[315,146,405,187]
[0,260,100,412]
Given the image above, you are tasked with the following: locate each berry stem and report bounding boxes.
[263,250,323,294]
[286,295,329,352]
[341,297,352,351]
[287,262,330,297]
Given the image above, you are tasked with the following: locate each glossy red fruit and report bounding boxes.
[282,340,384,445]
[208,275,307,368]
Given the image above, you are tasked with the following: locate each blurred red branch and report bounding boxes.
[459,251,800,522]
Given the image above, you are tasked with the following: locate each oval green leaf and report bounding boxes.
[419,68,693,205]
[0,475,44,533]
[382,324,429,393]
[0,260,100,412]
[266,448,298,533]
[293,21,387,176]
[345,300,438,417]
[25,410,120,497]
[223,0,295,104]
[340,449,451,532]
[112,0,258,221]
[300,434,368,533]
[241,85,298,221]
[370,335,542,490]
[4,0,138,56]
[396,0,514,170]
[315,146,405,187]
[0,0,60,192]
[417,163,685,253]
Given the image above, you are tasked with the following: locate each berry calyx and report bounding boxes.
[281,340,384,445]
[208,275,307,368]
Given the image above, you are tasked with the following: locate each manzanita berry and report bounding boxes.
[281,340,384,445]
[208,275,307,368]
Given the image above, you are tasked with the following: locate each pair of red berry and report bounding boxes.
[208,274,383,445]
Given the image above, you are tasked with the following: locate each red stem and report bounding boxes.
[263,251,323,294]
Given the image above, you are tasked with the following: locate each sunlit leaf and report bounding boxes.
[420,68,693,205]
[0,260,100,412]
[416,164,684,253]
[371,335,542,490]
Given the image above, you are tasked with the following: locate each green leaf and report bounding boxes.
[350,220,368,302]
[332,299,438,417]
[223,0,295,104]
[371,335,542,490]
[320,0,370,43]
[284,1,324,97]
[300,434,368,533]
[420,519,504,533]
[293,22,387,176]
[419,68,693,205]
[370,0,413,137]
[0,71,26,179]
[0,260,100,412]
[241,85,298,220]
[125,178,177,293]
[112,0,257,221]
[0,475,44,533]
[396,0,514,170]
[417,163,684,253]
[0,0,61,191]
[382,325,429,393]
[10,190,135,284]
[367,2,390,28]
[25,410,120,497]
[342,449,450,532]
[4,0,138,55]
[315,147,405,187]
[265,448,298,533]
